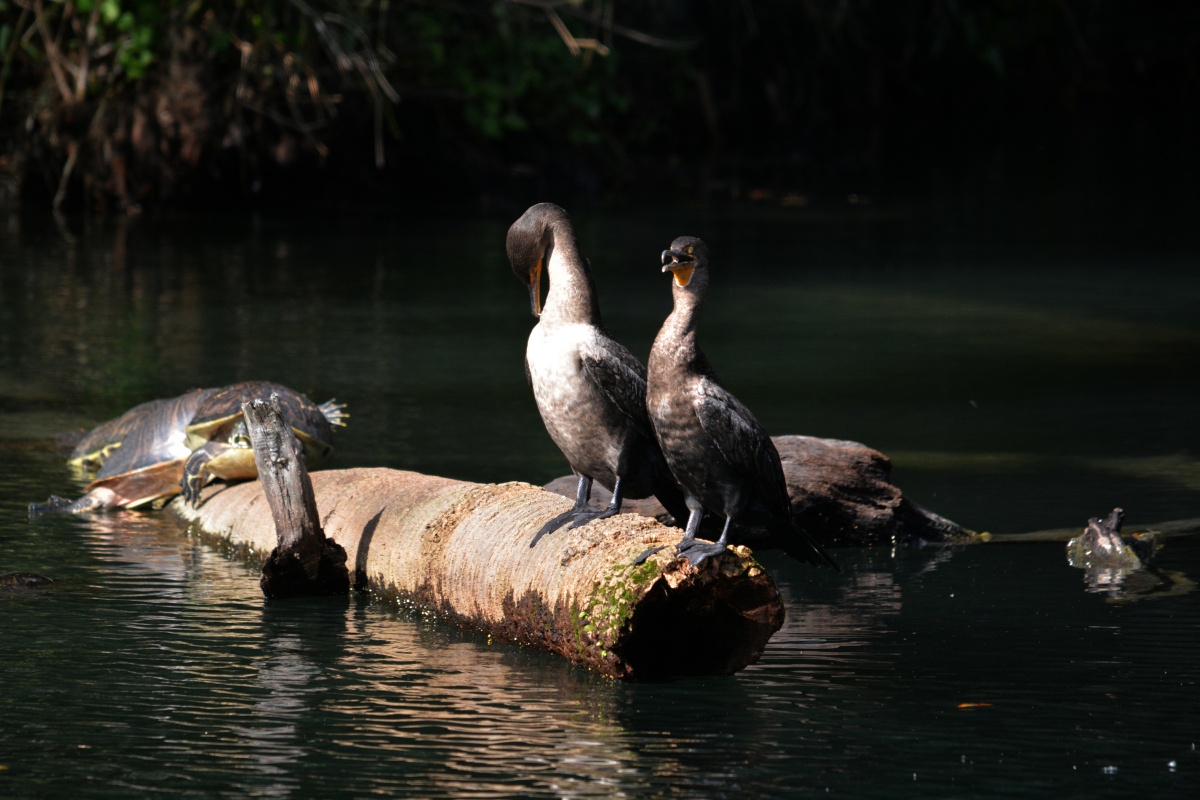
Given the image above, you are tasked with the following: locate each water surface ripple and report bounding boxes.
[2,207,1198,798]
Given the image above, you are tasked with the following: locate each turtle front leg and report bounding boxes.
[181,441,231,506]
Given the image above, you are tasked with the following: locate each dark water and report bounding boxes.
[2,199,1198,798]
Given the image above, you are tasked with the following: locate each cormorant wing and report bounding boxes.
[694,377,792,510]
[579,336,653,434]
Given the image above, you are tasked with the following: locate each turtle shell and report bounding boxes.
[68,397,181,475]
[84,388,216,508]
[184,381,338,466]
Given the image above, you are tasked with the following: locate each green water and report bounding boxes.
[1,199,1198,798]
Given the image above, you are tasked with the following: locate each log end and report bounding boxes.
[260,538,351,599]
[578,545,785,680]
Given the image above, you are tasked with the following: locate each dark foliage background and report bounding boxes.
[1,1,1196,211]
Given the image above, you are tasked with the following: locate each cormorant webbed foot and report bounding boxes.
[632,544,669,565]
[532,474,612,547]
[530,507,589,547]
[631,539,727,567]
[532,502,621,545]
[676,540,728,568]
[565,504,619,530]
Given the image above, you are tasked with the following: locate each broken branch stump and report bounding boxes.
[171,468,785,679]
[242,396,349,598]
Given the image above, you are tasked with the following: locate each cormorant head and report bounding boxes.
[507,203,571,318]
[661,236,710,290]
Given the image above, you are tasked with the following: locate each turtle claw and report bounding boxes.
[180,478,202,507]
[180,470,205,507]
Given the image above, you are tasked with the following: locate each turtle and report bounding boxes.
[66,394,203,479]
[179,381,347,506]
[29,382,346,515]
[31,388,217,514]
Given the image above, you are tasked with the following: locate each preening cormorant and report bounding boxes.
[640,236,839,569]
[507,203,688,546]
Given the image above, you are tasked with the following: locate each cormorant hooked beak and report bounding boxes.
[661,249,696,287]
[528,258,544,317]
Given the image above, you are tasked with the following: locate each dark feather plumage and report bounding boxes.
[647,236,838,569]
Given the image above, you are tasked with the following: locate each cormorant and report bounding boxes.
[640,236,839,569]
[507,203,688,546]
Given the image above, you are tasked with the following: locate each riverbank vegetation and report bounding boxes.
[1,1,1196,212]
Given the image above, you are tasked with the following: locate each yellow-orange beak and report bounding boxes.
[668,264,695,287]
[528,259,543,317]
[661,250,695,287]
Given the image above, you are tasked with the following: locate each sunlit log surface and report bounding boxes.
[171,468,785,679]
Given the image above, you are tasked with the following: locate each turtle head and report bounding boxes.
[507,203,573,318]
[229,419,252,449]
[661,236,710,291]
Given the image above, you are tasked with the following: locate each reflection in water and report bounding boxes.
[4,207,1200,797]
[3,501,1200,796]
[1078,564,1197,603]
[1064,511,1197,603]
[325,607,638,798]
[231,602,351,799]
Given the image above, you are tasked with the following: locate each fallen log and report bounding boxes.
[242,396,349,599]
[546,435,970,546]
[171,469,785,679]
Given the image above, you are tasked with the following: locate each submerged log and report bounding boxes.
[242,397,349,599]
[172,469,785,679]
[546,434,969,546]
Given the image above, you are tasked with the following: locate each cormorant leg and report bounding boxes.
[677,514,732,567]
[632,504,705,565]
[530,475,594,547]
[565,476,625,530]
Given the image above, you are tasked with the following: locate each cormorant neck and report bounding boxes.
[653,283,705,372]
[666,283,705,337]
[541,233,603,326]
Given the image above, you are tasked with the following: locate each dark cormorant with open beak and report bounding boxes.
[507,203,688,545]
[641,236,839,569]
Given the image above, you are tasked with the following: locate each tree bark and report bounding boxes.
[242,396,349,598]
[171,468,785,679]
